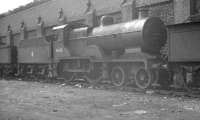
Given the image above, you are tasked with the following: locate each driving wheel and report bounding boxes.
[111,66,126,87]
[135,68,152,89]
[57,62,74,82]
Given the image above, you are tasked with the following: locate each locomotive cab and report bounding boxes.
[52,24,71,60]
[53,24,69,43]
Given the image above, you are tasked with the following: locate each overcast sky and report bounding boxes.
[0,0,33,14]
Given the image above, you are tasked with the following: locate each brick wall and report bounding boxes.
[174,0,191,24]
[0,0,189,37]
[150,2,174,24]
[140,1,174,25]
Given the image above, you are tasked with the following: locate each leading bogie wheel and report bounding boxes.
[111,66,126,87]
[57,62,74,82]
[135,68,152,89]
[84,70,102,85]
[84,63,102,85]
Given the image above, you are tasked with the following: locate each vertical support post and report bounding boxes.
[121,0,137,22]
[85,0,98,28]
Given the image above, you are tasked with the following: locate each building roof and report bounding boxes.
[0,0,171,35]
[0,0,50,18]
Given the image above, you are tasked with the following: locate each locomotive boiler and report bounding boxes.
[54,17,166,57]
[89,17,166,55]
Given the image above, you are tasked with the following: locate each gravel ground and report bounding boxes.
[0,80,200,120]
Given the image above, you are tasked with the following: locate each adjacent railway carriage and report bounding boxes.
[167,22,200,90]
[0,46,17,76]
[18,37,51,78]
[0,26,17,77]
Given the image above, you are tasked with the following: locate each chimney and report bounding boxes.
[6,25,13,46]
[58,8,67,25]
[20,21,27,40]
[121,0,137,22]
[85,0,98,27]
[36,16,45,38]
[138,8,149,19]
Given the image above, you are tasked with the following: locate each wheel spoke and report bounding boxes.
[135,69,152,89]
[111,66,126,87]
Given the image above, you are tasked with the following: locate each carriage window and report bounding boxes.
[0,36,7,47]
[191,0,200,15]
[0,37,3,45]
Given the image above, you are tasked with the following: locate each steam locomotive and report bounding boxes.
[55,15,167,89]
[1,1,200,90]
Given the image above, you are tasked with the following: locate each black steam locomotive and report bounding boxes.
[0,0,200,90]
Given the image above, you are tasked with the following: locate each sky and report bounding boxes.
[0,0,33,14]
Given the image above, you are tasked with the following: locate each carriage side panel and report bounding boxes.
[168,23,200,62]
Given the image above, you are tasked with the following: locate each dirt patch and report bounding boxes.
[0,80,200,120]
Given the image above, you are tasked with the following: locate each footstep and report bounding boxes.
[112,102,128,107]
[183,106,194,111]
[134,110,147,115]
